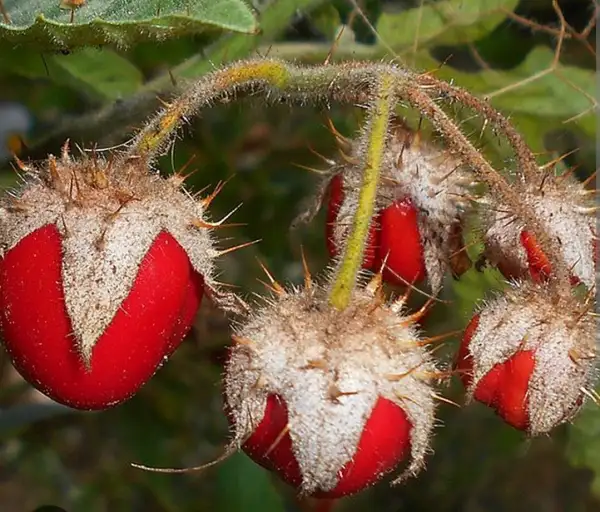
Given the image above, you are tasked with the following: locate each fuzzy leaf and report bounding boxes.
[0,0,257,50]
[413,47,594,128]
[151,0,328,81]
[52,48,143,100]
[309,3,341,40]
[376,0,519,52]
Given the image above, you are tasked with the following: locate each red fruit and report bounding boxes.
[242,394,411,498]
[326,174,424,284]
[456,282,596,435]
[225,273,438,497]
[520,231,584,286]
[520,231,552,282]
[324,174,343,259]
[483,175,596,289]
[325,120,471,293]
[0,148,219,409]
[376,198,426,285]
[457,315,534,430]
[0,225,203,410]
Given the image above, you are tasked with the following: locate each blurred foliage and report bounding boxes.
[0,0,597,511]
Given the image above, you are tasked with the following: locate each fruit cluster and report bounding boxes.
[457,167,597,433]
[321,118,597,437]
[0,58,596,502]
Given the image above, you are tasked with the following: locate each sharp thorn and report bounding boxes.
[417,329,462,346]
[582,169,597,188]
[306,143,336,166]
[256,258,286,295]
[191,218,246,230]
[13,155,31,172]
[391,287,412,313]
[292,162,330,175]
[201,176,235,208]
[541,148,579,171]
[61,139,71,161]
[328,384,359,403]
[337,148,359,165]
[216,239,260,258]
[431,392,461,408]
[231,335,254,346]
[302,358,328,370]
[324,116,352,151]
[400,298,436,326]
[299,245,313,290]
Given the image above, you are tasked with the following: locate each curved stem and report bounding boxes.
[128,59,289,156]
[126,58,403,159]
[122,56,573,297]
[402,85,572,295]
[25,0,327,161]
[415,73,540,182]
[328,73,396,311]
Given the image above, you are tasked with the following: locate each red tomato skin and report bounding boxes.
[520,231,552,282]
[457,314,534,431]
[326,176,427,284]
[376,198,426,286]
[0,224,203,410]
[242,394,412,498]
[494,230,590,286]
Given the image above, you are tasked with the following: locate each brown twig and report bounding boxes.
[501,0,596,57]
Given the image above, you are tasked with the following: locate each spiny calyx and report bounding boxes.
[0,145,222,409]
[326,118,474,293]
[224,270,442,497]
[482,172,596,290]
[456,280,597,435]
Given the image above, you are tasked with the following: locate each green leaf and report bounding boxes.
[451,266,506,320]
[147,0,329,83]
[413,47,594,125]
[0,0,257,51]
[567,401,600,496]
[52,48,143,100]
[309,3,341,40]
[1,47,143,101]
[376,0,519,53]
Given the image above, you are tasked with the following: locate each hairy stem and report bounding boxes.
[403,85,572,294]
[123,56,572,296]
[25,0,326,161]
[126,58,405,159]
[328,73,395,311]
[415,73,540,182]
[258,43,543,183]
[144,0,328,89]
